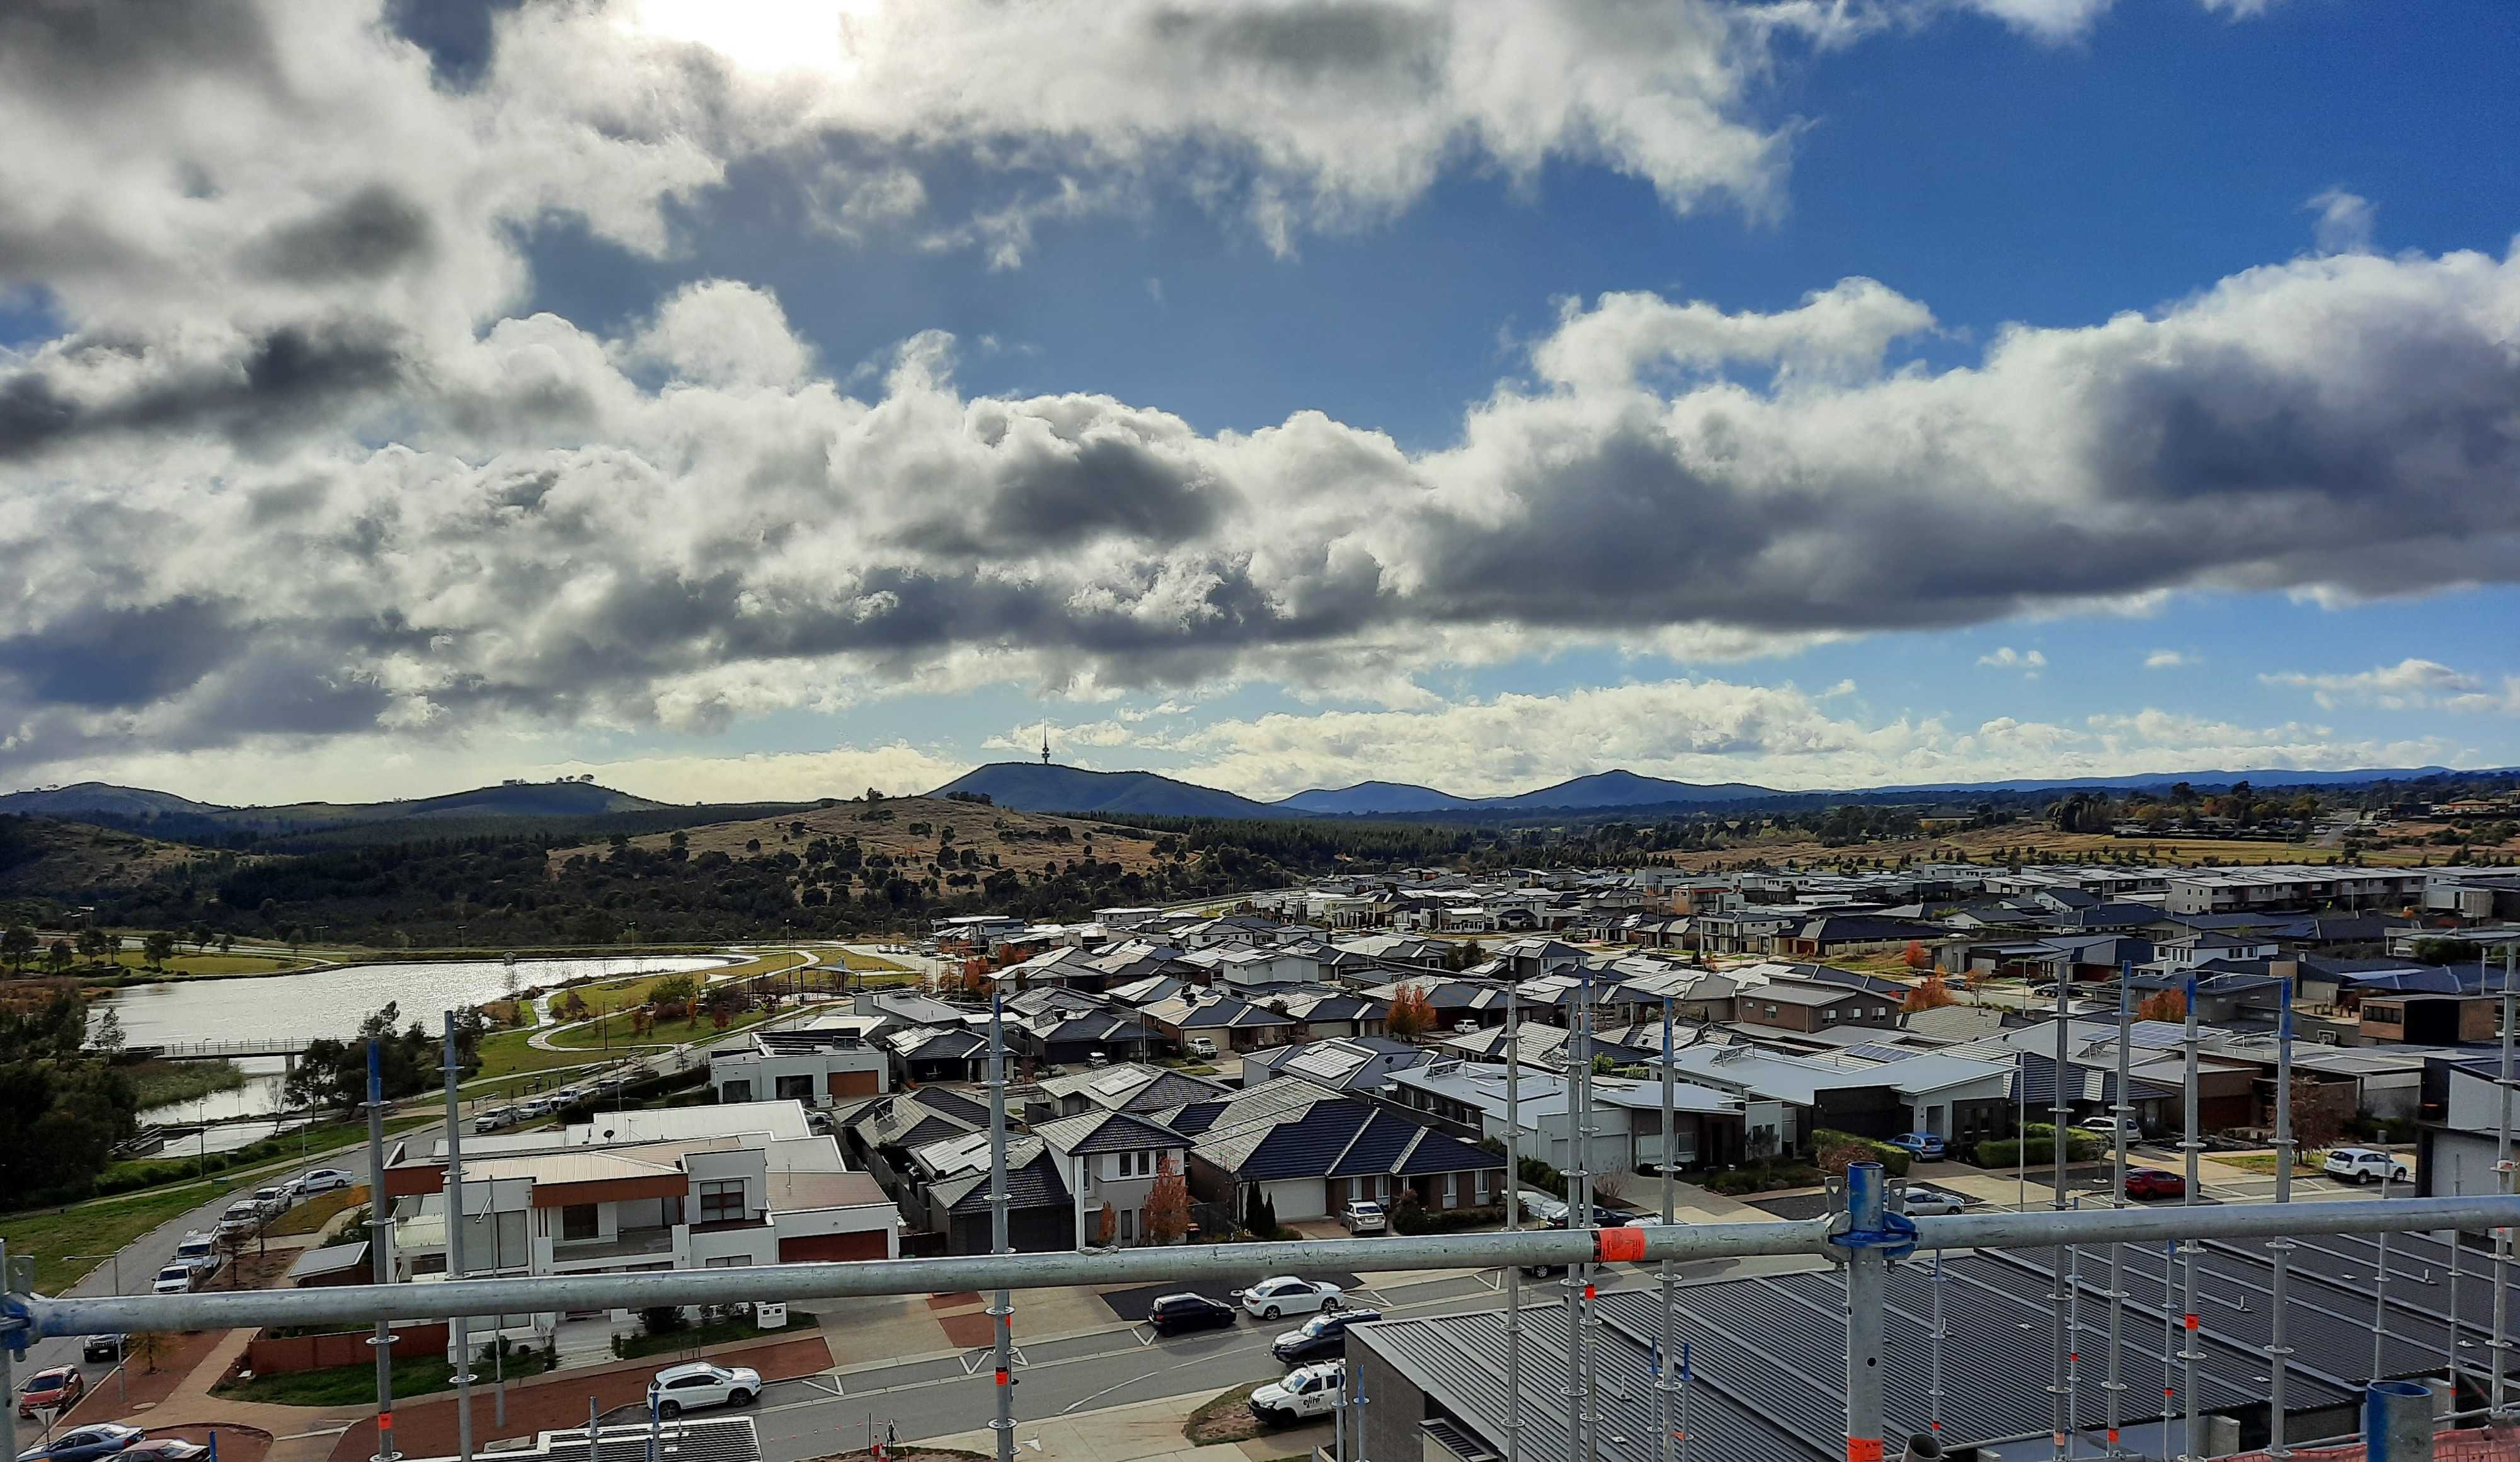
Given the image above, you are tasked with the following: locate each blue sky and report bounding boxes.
[1,0,2516,804]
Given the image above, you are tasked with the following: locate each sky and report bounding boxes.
[2,0,2517,808]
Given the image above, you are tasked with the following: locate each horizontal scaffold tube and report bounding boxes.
[18,1194,2520,1340]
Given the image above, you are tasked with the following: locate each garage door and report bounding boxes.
[779,1231,890,1262]
[829,1069,881,1098]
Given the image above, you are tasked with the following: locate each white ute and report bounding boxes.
[1250,1362,1343,1424]
[1241,1275,1344,1321]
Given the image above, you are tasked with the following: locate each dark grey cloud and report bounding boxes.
[1145,2,1442,83]
[244,185,436,282]
[0,0,280,95]
[0,325,406,459]
[0,599,237,709]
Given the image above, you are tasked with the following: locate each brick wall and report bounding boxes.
[248,1321,449,1374]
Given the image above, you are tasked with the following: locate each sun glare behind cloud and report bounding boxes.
[624,0,861,76]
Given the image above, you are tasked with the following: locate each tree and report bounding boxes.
[1,924,35,971]
[1902,940,1932,970]
[1903,971,1957,1013]
[142,930,176,969]
[1145,1156,1191,1245]
[2135,989,2187,1023]
[1096,1202,1116,1246]
[215,933,235,956]
[1387,983,1438,1039]
[45,939,73,974]
[91,1007,125,1057]
[75,927,113,963]
[2291,1083,2350,1158]
[125,1332,171,1374]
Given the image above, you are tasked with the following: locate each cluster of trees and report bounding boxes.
[282,1003,486,1111]
[0,986,142,1201]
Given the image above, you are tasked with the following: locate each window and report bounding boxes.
[560,1205,598,1241]
[704,1255,743,1269]
[697,1180,747,1224]
[719,1080,752,1103]
[774,1074,814,1101]
[1824,1010,1838,1022]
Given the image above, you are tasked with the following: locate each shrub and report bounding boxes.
[1396,1204,1503,1235]
[1518,1155,1567,1198]
[1811,1129,1911,1178]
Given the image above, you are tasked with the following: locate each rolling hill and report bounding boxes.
[546,794,1171,877]
[1274,781,1479,814]
[0,779,799,844]
[928,763,1289,819]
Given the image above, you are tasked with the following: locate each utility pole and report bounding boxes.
[443,1013,475,1462]
[987,995,1014,1462]
[1561,967,1589,1462]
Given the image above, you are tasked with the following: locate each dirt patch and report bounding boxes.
[924,1292,981,1311]
[1183,1383,1267,1445]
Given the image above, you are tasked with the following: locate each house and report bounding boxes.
[1693,906,1799,954]
[1332,933,1457,971]
[1029,1063,1231,1121]
[1014,1010,1155,1068]
[2163,866,2427,916]
[1778,915,1946,958]
[2359,993,2499,1045]
[1360,976,1506,1027]
[709,1023,889,1107]
[1182,1085,1507,1224]
[2416,1056,2515,1204]
[908,1132,1074,1254]
[1382,1059,1750,1173]
[382,1101,898,1344]
[840,1086,988,1195]
[1657,1045,2013,1149]
[1264,988,1390,1040]
[931,914,1028,945]
[1139,990,1299,1053]
[1181,945,1323,993]
[1731,977,1900,1035]
[1033,1108,1193,1247]
[885,1026,994,1085]
[1239,1035,1429,1093]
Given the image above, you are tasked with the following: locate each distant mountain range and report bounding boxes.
[928,761,2490,819]
[0,778,717,841]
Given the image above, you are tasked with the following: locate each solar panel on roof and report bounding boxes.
[1088,1068,1141,1095]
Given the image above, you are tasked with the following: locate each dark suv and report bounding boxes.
[1147,1293,1239,1336]
[1271,1308,1383,1364]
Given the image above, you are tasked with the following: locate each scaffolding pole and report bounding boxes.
[2495,946,2517,1422]
[441,1015,474,1462]
[1504,983,1523,1462]
[1566,965,1598,1462]
[2053,975,2073,1459]
[1658,996,1678,1462]
[2180,974,2202,1462]
[367,1039,400,1462]
[1928,1252,1947,1444]
[2105,959,2131,1460]
[2268,979,2297,1461]
[1840,1164,1891,1462]
[987,994,1014,1462]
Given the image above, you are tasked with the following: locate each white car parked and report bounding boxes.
[295,1168,355,1195]
[644,1362,763,1417]
[1241,1275,1345,1321]
[151,1264,197,1295]
[2323,1148,2412,1185]
[1249,1362,1344,1424]
[1898,1186,1967,1217]
[1340,1200,1387,1235]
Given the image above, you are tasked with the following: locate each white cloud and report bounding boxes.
[2262,659,2520,714]
[1978,647,2048,671]
[2144,649,2192,669]
[1950,0,2284,43]
[2307,187,2375,255]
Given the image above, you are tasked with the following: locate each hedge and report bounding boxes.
[1395,1203,1504,1235]
[1811,1129,1911,1178]
[1976,1124,2104,1168]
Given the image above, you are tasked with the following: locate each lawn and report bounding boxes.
[829,949,908,972]
[612,1309,820,1361]
[264,1185,365,1237]
[1,1184,215,1292]
[2218,1153,2326,1178]
[91,951,306,978]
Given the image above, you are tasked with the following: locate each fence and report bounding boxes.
[246,1320,449,1374]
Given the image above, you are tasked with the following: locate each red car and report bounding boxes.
[18,1365,84,1419]
[2124,1168,2187,1201]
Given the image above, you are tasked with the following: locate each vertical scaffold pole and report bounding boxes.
[1843,1163,1889,1462]
[2104,960,2131,1459]
[2267,979,2297,1460]
[2180,975,2202,1462]
[2052,976,2073,1460]
[1562,965,1586,1462]
[1504,984,1523,1462]
[1658,996,1678,1462]
[2494,945,2516,1421]
[988,995,1014,1462]
[367,1040,399,1462]
[441,1014,474,1462]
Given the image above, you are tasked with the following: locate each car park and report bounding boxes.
[2125,1168,2187,1201]
[1272,1308,1383,1364]
[81,1335,125,1364]
[1340,1200,1387,1234]
[2323,1148,2412,1185]
[1898,1186,1966,1217]
[1241,1275,1344,1321]
[19,1366,85,1419]
[1146,1293,1239,1336]
[644,1362,761,1418]
[295,1168,354,1195]
[1249,1362,1343,1424]
[1886,1132,1945,1161]
[16,1425,143,1462]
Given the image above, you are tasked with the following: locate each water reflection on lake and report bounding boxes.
[111,953,730,1141]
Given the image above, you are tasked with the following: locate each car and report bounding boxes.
[214,1201,263,1236]
[15,1424,144,1462]
[2125,1168,2187,1201]
[644,1362,762,1418]
[1545,1204,1629,1230]
[1898,1186,1966,1217]
[18,1366,84,1419]
[1340,1200,1387,1235]
[296,1168,354,1194]
[1514,1190,1569,1228]
[1886,1132,1946,1161]
[1186,1037,1220,1059]
[2078,1116,2140,1139]
[473,1109,518,1134]
[251,1185,291,1214]
[1249,1362,1344,1425]
[80,1335,124,1365]
[170,1232,217,1268]
[1240,1275,1344,1321]
[150,1265,196,1296]
[2323,1148,2414,1185]
[1272,1308,1383,1364]
[1087,1051,1110,1067]
[118,1442,209,1462]
[1146,1293,1239,1336]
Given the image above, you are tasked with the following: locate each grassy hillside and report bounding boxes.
[549,795,1169,878]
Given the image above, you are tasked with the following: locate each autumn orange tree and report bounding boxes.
[2136,989,2187,1023]
[1386,984,1438,1039]
[1145,1156,1191,1245]
[1903,940,1932,970]
[1903,971,1957,1012]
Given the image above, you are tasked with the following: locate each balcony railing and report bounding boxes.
[550,1225,674,1262]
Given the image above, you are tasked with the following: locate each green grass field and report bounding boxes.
[91,951,307,978]
[1,1185,217,1292]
